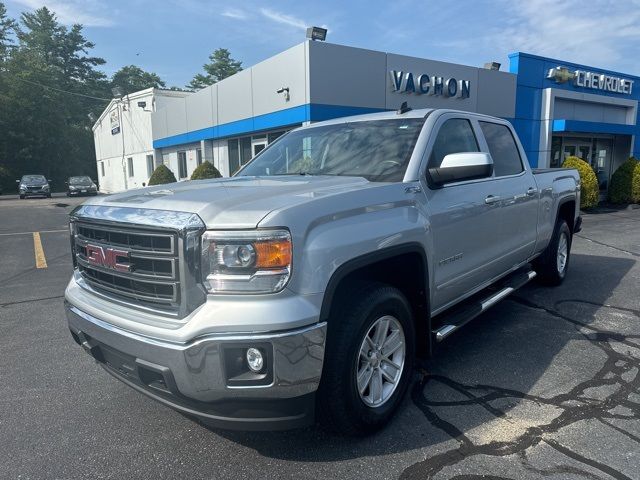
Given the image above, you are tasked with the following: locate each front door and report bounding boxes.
[421,116,507,312]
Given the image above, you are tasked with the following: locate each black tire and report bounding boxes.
[318,282,415,435]
[533,219,572,286]
[19,195,24,199]
[46,193,51,198]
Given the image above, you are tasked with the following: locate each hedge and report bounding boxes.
[562,156,599,209]
[608,157,640,204]
[148,164,177,186]
[190,161,222,180]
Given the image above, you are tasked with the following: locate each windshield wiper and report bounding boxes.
[278,172,316,176]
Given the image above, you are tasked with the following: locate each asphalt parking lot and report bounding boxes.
[1,195,639,480]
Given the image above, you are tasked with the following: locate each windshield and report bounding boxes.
[69,176,92,185]
[238,118,425,182]
[22,175,46,184]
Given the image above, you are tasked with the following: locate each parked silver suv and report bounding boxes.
[65,108,580,434]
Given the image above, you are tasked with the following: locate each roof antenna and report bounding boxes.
[397,101,411,114]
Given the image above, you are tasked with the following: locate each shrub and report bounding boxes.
[190,161,222,180]
[148,164,177,186]
[562,156,599,209]
[608,157,640,204]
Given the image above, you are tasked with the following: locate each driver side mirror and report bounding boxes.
[429,152,493,185]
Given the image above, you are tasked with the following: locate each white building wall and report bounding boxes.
[93,88,192,193]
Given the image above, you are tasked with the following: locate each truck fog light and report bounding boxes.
[246,348,264,373]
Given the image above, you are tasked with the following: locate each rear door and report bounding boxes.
[477,121,538,267]
[420,114,508,312]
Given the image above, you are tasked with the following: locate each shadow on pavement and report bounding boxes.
[207,253,637,476]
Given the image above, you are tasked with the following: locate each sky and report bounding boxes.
[5,0,640,88]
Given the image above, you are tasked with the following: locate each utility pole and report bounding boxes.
[111,87,128,191]
[118,100,128,191]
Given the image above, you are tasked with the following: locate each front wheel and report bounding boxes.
[318,282,415,435]
[533,219,572,286]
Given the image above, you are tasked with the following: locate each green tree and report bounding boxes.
[0,1,16,64]
[0,2,17,191]
[111,64,165,94]
[1,6,108,190]
[187,48,242,90]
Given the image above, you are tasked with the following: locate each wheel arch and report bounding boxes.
[319,243,432,357]
[556,197,577,234]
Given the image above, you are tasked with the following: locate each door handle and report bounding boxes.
[526,187,538,196]
[485,195,501,205]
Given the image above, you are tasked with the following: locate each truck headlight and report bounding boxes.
[201,229,292,294]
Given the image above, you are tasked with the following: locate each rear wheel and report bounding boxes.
[533,219,572,286]
[318,282,415,435]
[19,194,24,199]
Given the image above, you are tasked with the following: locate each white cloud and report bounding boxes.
[260,8,322,31]
[221,8,247,20]
[490,0,640,71]
[11,0,113,27]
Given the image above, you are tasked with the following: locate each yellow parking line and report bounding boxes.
[33,232,48,269]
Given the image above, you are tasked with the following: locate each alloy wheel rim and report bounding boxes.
[557,232,568,274]
[355,315,406,407]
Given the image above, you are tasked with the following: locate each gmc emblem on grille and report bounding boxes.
[85,244,132,272]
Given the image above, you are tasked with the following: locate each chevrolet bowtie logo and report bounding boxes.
[547,66,576,83]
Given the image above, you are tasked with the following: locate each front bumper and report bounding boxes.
[65,302,326,430]
[21,189,49,196]
[68,188,97,195]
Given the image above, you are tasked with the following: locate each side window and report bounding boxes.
[479,122,523,176]
[428,118,479,168]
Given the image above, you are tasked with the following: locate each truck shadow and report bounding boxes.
[208,253,638,470]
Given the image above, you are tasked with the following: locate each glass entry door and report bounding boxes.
[559,136,613,192]
[593,139,613,191]
[562,140,591,164]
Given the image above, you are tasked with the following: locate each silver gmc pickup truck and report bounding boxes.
[65,108,581,435]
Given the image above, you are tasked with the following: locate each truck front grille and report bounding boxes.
[74,222,180,314]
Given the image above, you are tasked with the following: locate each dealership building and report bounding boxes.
[93,40,640,194]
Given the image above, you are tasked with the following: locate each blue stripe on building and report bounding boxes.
[153,104,386,149]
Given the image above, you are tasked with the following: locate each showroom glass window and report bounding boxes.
[146,155,154,177]
[479,122,524,176]
[428,119,479,168]
[228,140,240,174]
[178,151,187,179]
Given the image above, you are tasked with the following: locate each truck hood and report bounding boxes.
[85,176,382,228]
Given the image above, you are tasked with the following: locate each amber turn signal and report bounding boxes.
[254,239,292,268]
